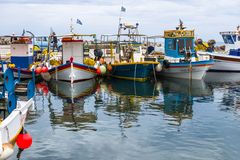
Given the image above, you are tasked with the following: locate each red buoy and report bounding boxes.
[70,57,73,63]
[42,86,49,96]
[16,133,32,149]
[96,67,101,75]
[41,66,48,73]
[35,67,42,74]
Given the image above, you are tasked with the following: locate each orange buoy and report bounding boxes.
[99,58,105,64]
[35,67,42,74]
[107,64,112,71]
[96,67,101,75]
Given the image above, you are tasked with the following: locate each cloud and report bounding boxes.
[0,0,239,41]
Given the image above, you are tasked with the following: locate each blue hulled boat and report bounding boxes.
[101,22,159,82]
[111,61,158,82]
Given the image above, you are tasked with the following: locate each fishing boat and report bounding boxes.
[3,35,35,79]
[100,22,159,82]
[156,21,214,79]
[48,34,97,83]
[0,68,35,159]
[198,26,240,72]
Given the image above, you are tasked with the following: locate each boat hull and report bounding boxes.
[12,68,33,79]
[110,62,159,82]
[49,62,97,83]
[0,98,33,158]
[158,60,214,80]
[208,53,240,72]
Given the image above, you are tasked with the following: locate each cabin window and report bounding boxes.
[178,39,185,53]
[222,35,234,44]
[186,39,193,50]
[232,35,236,42]
[167,39,176,50]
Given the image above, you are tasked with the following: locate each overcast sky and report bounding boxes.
[0,0,239,41]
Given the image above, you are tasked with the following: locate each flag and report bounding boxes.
[121,6,126,12]
[179,19,183,25]
[76,19,83,25]
[21,29,25,36]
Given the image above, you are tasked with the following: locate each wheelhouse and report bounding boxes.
[164,29,195,58]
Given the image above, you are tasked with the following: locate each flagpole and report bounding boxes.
[70,18,74,34]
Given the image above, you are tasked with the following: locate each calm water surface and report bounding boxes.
[12,74,240,160]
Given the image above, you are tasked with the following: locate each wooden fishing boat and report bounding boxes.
[8,36,35,79]
[100,22,159,82]
[198,26,240,73]
[156,21,214,79]
[48,34,97,83]
[0,68,35,159]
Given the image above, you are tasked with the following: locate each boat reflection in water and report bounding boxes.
[205,72,240,83]
[48,79,97,103]
[47,79,98,131]
[98,78,160,136]
[205,73,240,117]
[153,78,212,126]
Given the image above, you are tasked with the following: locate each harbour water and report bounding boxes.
[13,75,240,160]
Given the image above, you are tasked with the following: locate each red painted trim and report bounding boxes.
[62,40,84,42]
[55,78,94,83]
[169,64,213,68]
[213,55,240,62]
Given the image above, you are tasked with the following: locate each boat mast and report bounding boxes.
[70,18,74,34]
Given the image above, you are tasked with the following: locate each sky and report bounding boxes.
[0,0,239,41]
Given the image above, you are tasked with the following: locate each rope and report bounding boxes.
[152,64,157,82]
[134,64,137,96]
[134,63,137,81]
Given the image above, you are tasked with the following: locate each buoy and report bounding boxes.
[36,83,43,92]
[155,63,162,72]
[107,64,112,71]
[41,66,48,73]
[35,67,42,74]
[42,86,49,96]
[99,58,104,64]
[70,57,73,63]
[96,67,101,75]
[8,63,15,68]
[0,143,14,160]
[16,133,32,149]
[99,65,107,75]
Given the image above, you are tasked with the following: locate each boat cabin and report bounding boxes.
[164,29,195,59]
[100,22,145,63]
[61,34,95,64]
[10,36,33,69]
[220,26,240,52]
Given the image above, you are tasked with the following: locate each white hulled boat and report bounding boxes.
[198,26,240,72]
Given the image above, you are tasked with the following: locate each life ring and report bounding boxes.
[7,92,17,113]
[4,68,15,93]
